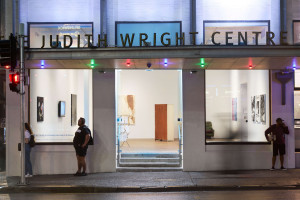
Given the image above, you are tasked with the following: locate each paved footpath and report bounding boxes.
[1,169,300,193]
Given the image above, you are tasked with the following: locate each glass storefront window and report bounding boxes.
[116,22,181,47]
[203,21,269,45]
[29,23,93,48]
[205,70,270,143]
[293,21,300,45]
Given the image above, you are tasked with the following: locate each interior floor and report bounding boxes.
[120,139,179,153]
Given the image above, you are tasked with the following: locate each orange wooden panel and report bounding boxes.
[155,104,167,141]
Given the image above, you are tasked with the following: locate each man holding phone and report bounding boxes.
[265,118,289,170]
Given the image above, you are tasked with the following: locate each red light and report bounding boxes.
[9,73,20,84]
[249,65,253,69]
[14,74,20,83]
[126,59,131,67]
[5,65,10,69]
[9,74,13,83]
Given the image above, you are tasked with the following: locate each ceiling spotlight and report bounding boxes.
[190,70,197,74]
[249,64,253,69]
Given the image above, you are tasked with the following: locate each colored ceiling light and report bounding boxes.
[293,58,297,71]
[5,65,9,69]
[164,59,168,67]
[200,58,205,68]
[126,59,131,67]
[195,58,206,68]
[90,59,95,68]
[249,64,253,69]
[41,60,45,69]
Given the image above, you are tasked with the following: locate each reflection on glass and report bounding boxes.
[29,23,93,48]
[205,70,269,143]
[204,21,269,45]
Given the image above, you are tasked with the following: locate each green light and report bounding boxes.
[200,58,205,64]
[195,58,206,68]
[88,59,97,68]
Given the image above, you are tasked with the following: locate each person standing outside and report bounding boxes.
[265,118,289,170]
[24,123,33,177]
[73,117,90,176]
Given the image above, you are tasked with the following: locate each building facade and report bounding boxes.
[3,0,300,175]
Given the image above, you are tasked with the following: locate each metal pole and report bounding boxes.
[17,23,27,185]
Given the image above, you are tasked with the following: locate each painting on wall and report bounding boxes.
[232,98,237,121]
[119,95,135,125]
[71,94,77,126]
[251,94,266,124]
[37,96,44,122]
[260,94,266,124]
[255,95,261,123]
[251,96,255,122]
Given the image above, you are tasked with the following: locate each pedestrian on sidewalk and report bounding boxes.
[24,123,33,177]
[73,117,91,176]
[265,118,289,170]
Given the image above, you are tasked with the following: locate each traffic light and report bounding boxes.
[0,33,18,71]
[9,72,20,93]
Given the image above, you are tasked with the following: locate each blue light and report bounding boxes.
[164,58,168,67]
[41,60,45,69]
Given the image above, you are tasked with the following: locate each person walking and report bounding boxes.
[24,123,33,177]
[73,117,91,176]
[265,118,289,170]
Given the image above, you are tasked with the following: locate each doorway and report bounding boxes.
[115,70,183,170]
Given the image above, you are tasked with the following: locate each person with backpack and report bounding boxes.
[24,123,34,177]
[73,117,91,176]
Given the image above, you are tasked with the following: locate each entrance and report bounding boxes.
[115,70,183,170]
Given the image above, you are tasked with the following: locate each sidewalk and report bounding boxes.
[1,169,300,193]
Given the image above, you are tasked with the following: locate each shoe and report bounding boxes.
[73,172,81,176]
[25,174,33,178]
[270,167,275,171]
[81,172,87,176]
[280,167,287,170]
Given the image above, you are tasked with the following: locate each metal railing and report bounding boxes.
[178,123,183,167]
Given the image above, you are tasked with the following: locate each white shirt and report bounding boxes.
[25,130,31,139]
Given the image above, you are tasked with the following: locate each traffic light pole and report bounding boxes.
[17,24,27,185]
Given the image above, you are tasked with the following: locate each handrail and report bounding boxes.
[178,123,183,167]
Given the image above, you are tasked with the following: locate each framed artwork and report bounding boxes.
[251,96,255,122]
[255,95,261,123]
[118,95,135,125]
[71,94,77,126]
[58,101,66,117]
[37,97,44,122]
[260,94,266,124]
[232,98,237,121]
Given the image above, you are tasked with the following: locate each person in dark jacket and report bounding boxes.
[265,118,289,170]
[73,117,90,176]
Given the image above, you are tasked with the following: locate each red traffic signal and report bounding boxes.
[9,72,20,93]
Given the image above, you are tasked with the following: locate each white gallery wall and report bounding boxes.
[206,70,269,141]
[117,70,182,139]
